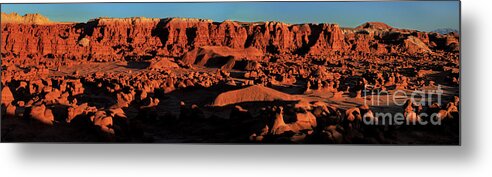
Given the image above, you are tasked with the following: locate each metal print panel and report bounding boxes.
[0,1,460,144]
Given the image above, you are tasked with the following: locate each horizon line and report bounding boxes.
[1,12,459,32]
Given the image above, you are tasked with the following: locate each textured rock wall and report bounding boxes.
[1,14,460,61]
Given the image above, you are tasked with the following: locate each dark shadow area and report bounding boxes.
[204,56,234,69]
[151,18,172,47]
[117,61,150,69]
[186,27,197,46]
[294,24,323,56]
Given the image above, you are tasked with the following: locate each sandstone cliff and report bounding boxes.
[1,12,52,24]
[1,13,460,62]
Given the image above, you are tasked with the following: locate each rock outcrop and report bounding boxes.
[356,22,393,30]
[1,12,52,25]
[1,13,460,63]
[212,85,300,106]
[1,87,14,106]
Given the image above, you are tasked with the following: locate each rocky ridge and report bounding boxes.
[1,13,460,61]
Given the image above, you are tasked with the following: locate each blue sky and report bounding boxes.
[1,2,459,32]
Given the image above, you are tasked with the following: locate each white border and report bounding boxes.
[2,0,492,176]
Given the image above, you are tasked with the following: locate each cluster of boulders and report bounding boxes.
[243,100,380,143]
[243,96,460,143]
[1,56,241,141]
[402,96,460,126]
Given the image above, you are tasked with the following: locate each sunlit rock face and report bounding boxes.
[1,12,460,61]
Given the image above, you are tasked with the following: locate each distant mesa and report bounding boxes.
[88,16,162,25]
[356,22,393,30]
[432,28,459,34]
[1,12,395,31]
[1,12,52,24]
